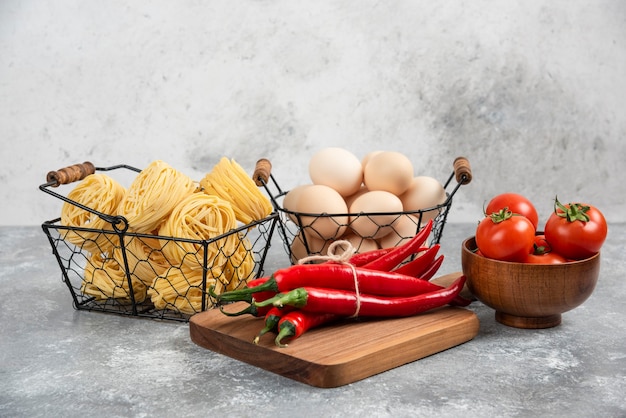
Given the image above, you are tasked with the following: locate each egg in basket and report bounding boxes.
[254,148,472,264]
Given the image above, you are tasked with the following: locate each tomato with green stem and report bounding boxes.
[476,208,536,262]
[485,192,539,230]
[524,235,568,264]
[544,198,607,260]
[532,234,552,254]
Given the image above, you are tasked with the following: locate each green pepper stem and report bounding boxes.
[253,315,282,344]
[255,288,308,309]
[252,327,268,345]
[275,322,296,347]
[217,276,279,303]
[208,285,219,299]
[254,292,286,308]
[219,303,259,317]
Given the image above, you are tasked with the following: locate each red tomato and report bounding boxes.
[524,251,568,264]
[485,193,539,230]
[476,209,536,262]
[524,253,567,264]
[523,233,568,263]
[532,234,552,254]
[544,199,608,260]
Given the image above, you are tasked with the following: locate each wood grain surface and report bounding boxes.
[190,273,479,388]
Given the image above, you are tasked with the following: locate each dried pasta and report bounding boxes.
[158,193,238,271]
[112,235,169,286]
[221,235,255,291]
[63,159,266,314]
[148,266,213,315]
[81,252,148,303]
[148,193,257,313]
[147,246,254,314]
[118,160,197,233]
[200,157,273,224]
[61,173,126,254]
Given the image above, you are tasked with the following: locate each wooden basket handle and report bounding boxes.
[46,161,95,187]
[253,158,272,186]
[453,157,472,185]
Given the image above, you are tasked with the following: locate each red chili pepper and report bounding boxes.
[274,310,340,347]
[213,276,277,317]
[257,275,467,318]
[212,276,271,302]
[217,263,451,303]
[247,277,267,287]
[252,305,295,344]
[392,244,440,277]
[419,254,444,281]
[360,219,433,271]
[346,247,393,267]
[245,277,276,302]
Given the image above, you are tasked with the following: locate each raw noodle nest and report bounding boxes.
[149,193,258,313]
[118,160,198,233]
[61,173,126,254]
[81,252,148,304]
[158,193,239,271]
[147,241,256,315]
[199,157,273,225]
[112,235,170,287]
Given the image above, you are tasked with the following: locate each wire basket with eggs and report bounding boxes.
[253,149,472,265]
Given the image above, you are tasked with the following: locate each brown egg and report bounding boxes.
[308,147,363,197]
[361,150,383,168]
[349,191,403,239]
[399,176,447,223]
[337,232,379,254]
[363,151,414,195]
[282,184,313,223]
[378,214,420,248]
[290,231,329,264]
[295,184,349,240]
[343,185,369,209]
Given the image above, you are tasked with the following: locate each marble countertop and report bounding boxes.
[1,223,625,417]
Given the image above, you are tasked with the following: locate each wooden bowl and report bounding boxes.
[461,237,600,329]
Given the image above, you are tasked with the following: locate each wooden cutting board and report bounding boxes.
[189,273,479,388]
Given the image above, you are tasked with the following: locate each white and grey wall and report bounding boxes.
[1,0,624,226]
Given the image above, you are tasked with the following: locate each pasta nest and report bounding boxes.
[61,173,126,254]
[158,193,239,271]
[149,193,258,312]
[148,239,256,314]
[148,265,210,315]
[118,160,197,233]
[200,157,273,225]
[81,252,148,304]
[112,235,170,287]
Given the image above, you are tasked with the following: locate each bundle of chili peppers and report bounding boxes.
[212,220,471,348]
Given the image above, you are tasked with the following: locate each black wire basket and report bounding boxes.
[40,161,279,321]
[253,157,472,265]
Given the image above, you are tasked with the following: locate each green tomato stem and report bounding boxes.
[488,208,514,224]
[554,196,590,223]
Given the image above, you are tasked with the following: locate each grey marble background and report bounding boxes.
[1,0,625,226]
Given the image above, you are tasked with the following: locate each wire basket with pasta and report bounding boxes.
[253,157,472,265]
[40,159,279,321]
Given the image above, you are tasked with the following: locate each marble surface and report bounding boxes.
[1,223,624,417]
[2,0,626,226]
